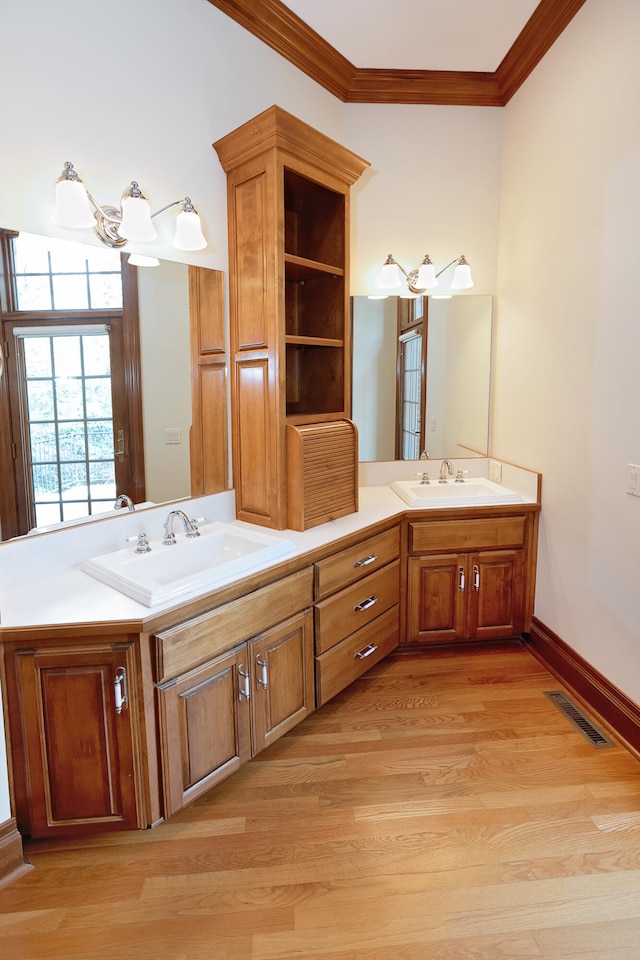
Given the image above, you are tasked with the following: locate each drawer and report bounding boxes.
[315,605,399,706]
[314,526,400,600]
[409,516,526,555]
[155,567,313,681]
[314,560,399,654]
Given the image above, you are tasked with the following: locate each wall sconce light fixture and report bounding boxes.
[52,162,207,252]
[379,253,473,294]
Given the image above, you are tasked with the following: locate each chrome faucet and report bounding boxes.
[114,494,135,512]
[439,459,454,483]
[163,509,200,545]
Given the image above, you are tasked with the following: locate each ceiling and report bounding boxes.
[207,0,588,105]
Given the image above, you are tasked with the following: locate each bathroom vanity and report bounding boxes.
[0,461,540,839]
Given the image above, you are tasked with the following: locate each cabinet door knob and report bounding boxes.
[473,564,480,591]
[354,643,378,660]
[354,595,377,612]
[353,554,377,568]
[114,666,127,714]
[458,566,465,592]
[256,655,268,689]
[238,665,251,701]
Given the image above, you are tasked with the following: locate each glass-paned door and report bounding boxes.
[16,326,118,527]
[397,328,424,460]
[0,230,145,538]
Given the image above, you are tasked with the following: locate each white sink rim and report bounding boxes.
[81,521,298,607]
[390,477,525,509]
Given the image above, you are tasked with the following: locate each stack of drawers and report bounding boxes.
[314,526,400,705]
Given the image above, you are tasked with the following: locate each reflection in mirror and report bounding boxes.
[352,295,492,462]
[0,229,223,540]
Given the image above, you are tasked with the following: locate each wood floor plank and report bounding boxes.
[3,646,640,959]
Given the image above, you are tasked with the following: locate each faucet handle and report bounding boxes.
[415,471,430,485]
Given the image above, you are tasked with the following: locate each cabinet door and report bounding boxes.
[468,550,525,640]
[15,642,140,838]
[407,554,467,644]
[157,646,251,818]
[250,610,314,754]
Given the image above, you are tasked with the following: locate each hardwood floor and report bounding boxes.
[3,644,640,959]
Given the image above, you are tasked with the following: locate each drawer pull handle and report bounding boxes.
[473,564,480,591]
[458,566,465,591]
[354,595,377,612]
[355,643,378,660]
[238,665,251,701]
[353,553,377,568]
[256,655,268,689]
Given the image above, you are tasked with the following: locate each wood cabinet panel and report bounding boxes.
[407,554,466,643]
[314,560,400,654]
[314,526,400,599]
[249,610,314,753]
[407,549,525,646]
[409,517,526,554]
[189,266,228,497]
[157,645,251,818]
[13,641,140,838]
[316,606,399,706]
[155,567,313,681]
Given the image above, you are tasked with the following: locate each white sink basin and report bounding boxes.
[81,521,297,606]
[391,477,524,508]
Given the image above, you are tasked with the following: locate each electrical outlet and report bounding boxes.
[489,460,502,484]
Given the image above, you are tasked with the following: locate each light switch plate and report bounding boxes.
[165,428,182,445]
[627,463,640,497]
[489,460,502,484]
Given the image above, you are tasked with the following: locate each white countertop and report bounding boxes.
[0,486,405,629]
[0,458,540,631]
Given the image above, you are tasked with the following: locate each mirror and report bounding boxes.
[352,295,492,461]
[0,228,224,539]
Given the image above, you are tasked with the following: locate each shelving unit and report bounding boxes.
[214,106,369,529]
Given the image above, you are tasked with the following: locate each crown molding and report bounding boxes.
[207,0,587,106]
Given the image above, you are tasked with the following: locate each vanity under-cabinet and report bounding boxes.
[0,470,540,839]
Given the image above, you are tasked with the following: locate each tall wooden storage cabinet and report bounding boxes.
[214,106,369,530]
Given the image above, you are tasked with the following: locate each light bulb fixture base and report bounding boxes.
[51,162,207,252]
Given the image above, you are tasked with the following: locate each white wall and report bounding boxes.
[352,297,397,460]
[0,0,345,265]
[345,103,504,296]
[138,261,192,502]
[494,0,640,699]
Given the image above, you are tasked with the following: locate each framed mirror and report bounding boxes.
[352,294,492,461]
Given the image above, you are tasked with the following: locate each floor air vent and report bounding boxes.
[543,691,617,748]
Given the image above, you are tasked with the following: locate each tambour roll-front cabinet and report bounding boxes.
[313,526,401,705]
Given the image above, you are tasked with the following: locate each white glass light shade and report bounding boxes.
[416,261,438,289]
[118,195,157,241]
[172,210,207,251]
[52,178,95,228]
[379,260,402,290]
[450,259,474,289]
[128,253,160,267]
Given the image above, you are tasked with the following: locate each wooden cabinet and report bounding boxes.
[406,512,538,646]
[314,526,401,705]
[214,106,369,530]
[155,569,314,817]
[5,636,143,839]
